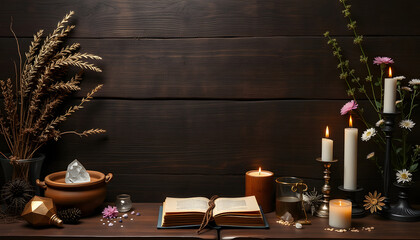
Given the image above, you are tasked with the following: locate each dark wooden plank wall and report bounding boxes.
[0,0,419,203]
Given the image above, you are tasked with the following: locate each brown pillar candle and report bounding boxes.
[245,168,274,213]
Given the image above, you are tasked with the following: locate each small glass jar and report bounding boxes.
[116,194,132,213]
[275,177,304,221]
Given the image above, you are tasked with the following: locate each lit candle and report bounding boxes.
[329,199,352,228]
[344,116,358,190]
[245,167,274,213]
[322,126,333,161]
[383,66,396,113]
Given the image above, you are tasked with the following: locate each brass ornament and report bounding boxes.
[363,191,386,213]
[291,182,311,225]
[21,196,63,227]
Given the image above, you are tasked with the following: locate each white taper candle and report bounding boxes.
[344,116,358,190]
[321,126,333,161]
[383,77,397,113]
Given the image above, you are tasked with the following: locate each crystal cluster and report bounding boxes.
[65,159,90,183]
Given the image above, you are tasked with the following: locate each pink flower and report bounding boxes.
[340,100,358,115]
[102,205,119,219]
[373,57,394,65]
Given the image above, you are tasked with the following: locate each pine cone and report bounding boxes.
[57,208,81,224]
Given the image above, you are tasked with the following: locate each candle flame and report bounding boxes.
[339,201,342,206]
[349,115,353,128]
[325,126,330,138]
[258,167,261,175]
[388,66,392,78]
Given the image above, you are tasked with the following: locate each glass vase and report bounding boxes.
[0,154,44,194]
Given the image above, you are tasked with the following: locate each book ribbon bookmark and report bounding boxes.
[197,195,219,234]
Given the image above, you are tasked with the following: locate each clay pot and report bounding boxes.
[37,171,113,217]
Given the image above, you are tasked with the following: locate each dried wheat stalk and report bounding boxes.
[0,11,105,163]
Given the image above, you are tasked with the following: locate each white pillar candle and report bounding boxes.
[383,77,397,113]
[344,116,358,190]
[322,126,333,161]
[329,199,352,228]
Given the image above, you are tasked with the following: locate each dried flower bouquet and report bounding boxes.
[324,0,419,183]
[0,11,105,179]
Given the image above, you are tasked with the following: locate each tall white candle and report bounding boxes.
[344,116,358,190]
[383,77,397,113]
[322,126,333,161]
[383,66,396,113]
[329,199,352,228]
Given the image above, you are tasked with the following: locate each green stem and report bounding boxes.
[340,1,379,116]
[379,67,384,110]
[407,89,417,119]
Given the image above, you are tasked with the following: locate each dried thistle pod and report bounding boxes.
[1,179,34,215]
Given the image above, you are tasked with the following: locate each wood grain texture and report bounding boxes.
[220,211,420,239]
[35,99,389,177]
[0,98,417,202]
[1,37,419,100]
[0,0,419,206]
[0,99,415,177]
[1,203,419,239]
[106,175,419,204]
[0,0,419,38]
[0,203,218,239]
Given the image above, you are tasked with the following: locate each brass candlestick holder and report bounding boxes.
[315,158,337,218]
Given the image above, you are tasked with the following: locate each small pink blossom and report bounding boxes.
[102,205,119,219]
[340,100,358,115]
[373,57,394,65]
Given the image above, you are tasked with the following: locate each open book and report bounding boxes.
[160,196,266,228]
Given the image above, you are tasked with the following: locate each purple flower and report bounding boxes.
[102,205,119,219]
[340,100,358,115]
[373,57,394,65]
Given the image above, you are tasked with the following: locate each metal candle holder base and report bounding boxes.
[381,112,400,204]
[380,112,420,221]
[380,183,420,222]
[315,158,337,218]
[338,185,366,218]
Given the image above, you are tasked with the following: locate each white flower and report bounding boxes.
[402,86,413,92]
[399,119,415,131]
[409,79,420,86]
[393,76,406,81]
[366,152,375,160]
[361,128,377,141]
[396,169,412,184]
[375,119,384,127]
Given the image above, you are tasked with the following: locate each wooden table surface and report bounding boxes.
[1,203,420,239]
[220,211,420,240]
[0,203,217,240]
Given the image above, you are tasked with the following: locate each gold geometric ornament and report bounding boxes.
[21,196,63,227]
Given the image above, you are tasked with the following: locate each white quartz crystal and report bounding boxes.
[280,212,294,222]
[65,159,90,183]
